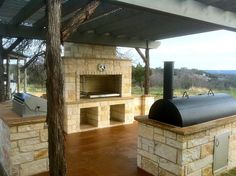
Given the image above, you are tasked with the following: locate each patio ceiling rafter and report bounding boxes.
[10,0,44,25]
[71,32,161,48]
[34,0,90,27]
[2,0,236,48]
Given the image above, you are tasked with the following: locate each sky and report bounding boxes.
[119,30,236,70]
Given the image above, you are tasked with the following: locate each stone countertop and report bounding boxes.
[135,115,236,135]
[0,101,46,127]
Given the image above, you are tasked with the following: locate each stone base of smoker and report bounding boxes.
[135,116,236,176]
[64,96,154,134]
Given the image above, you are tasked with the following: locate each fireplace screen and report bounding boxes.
[80,75,121,98]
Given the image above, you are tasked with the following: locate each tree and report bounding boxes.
[132,63,145,92]
[27,57,46,88]
[0,36,4,102]
[46,0,100,175]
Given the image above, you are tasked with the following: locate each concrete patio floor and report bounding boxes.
[36,122,151,176]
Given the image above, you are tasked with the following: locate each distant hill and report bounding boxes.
[205,70,236,75]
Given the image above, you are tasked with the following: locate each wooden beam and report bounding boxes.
[0,36,5,102]
[106,0,236,30]
[61,0,101,42]
[0,23,45,39]
[135,48,146,64]
[4,38,24,56]
[10,0,44,25]
[70,33,161,49]
[0,23,161,48]
[46,0,66,175]
[21,51,45,70]
[144,41,150,95]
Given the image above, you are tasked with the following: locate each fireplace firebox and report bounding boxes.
[80,75,121,99]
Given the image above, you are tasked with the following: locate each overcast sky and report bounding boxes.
[119,30,236,70]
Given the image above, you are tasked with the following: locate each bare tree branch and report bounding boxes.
[61,0,101,42]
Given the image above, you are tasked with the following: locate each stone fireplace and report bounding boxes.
[63,43,154,134]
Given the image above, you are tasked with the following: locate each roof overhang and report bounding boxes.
[0,0,236,48]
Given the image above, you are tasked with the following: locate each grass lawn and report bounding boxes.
[132,86,236,99]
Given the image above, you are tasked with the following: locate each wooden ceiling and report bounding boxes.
[0,0,236,48]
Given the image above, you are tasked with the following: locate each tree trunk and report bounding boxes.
[144,43,150,95]
[46,0,66,176]
[0,37,5,102]
[135,46,150,95]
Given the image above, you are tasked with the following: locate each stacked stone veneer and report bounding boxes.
[0,119,10,175]
[63,43,154,133]
[0,119,48,176]
[63,57,132,102]
[137,121,236,176]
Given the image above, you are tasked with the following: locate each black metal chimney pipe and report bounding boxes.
[163,61,174,100]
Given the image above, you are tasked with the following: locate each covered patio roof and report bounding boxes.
[0,0,236,48]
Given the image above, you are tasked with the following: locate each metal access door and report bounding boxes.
[213,132,230,172]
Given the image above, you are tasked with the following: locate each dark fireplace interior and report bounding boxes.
[80,75,122,98]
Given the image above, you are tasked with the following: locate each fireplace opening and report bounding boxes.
[80,107,98,130]
[110,104,125,125]
[80,75,121,99]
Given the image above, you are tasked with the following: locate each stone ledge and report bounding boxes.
[135,115,236,135]
[0,101,46,127]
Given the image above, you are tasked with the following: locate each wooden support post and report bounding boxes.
[24,58,27,92]
[6,56,10,99]
[144,40,150,95]
[0,36,4,102]
[46,0,66,175]
[17,58,20,93]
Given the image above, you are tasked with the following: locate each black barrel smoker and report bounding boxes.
[148,62,236,127]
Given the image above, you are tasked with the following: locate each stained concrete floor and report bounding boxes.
[36,122,151,176]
